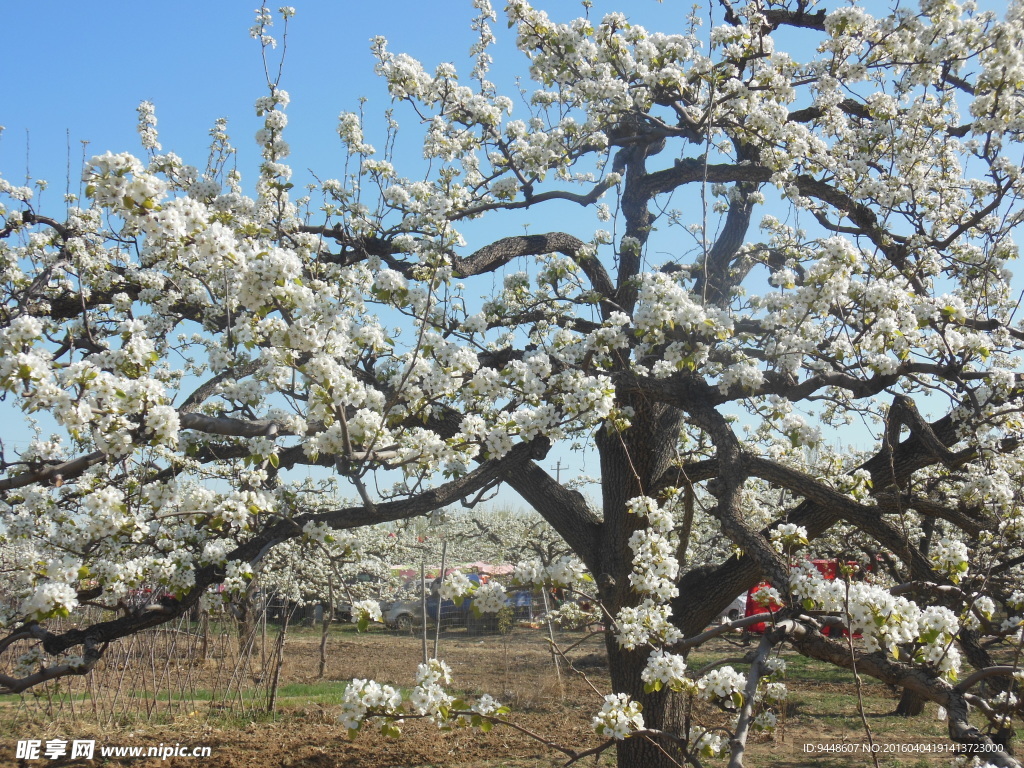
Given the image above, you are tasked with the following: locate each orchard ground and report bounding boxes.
[0,621,1006,768]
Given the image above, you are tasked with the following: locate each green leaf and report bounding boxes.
[919,628,940,645]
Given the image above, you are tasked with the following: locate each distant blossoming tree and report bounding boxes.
[3,1,1024,766]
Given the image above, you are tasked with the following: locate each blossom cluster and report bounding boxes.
[340,678,403,731]
[439,570,474,601]
[338,658,507,737]
[408,659,454,720]
[697,666,747,706]
[512,555,587,588]
[929,537,970,583]
[614,599,683,651]
[472,581,507,614]
[640,649,688,693]
[625,496,679,601]
[351,600,383,628]
[789,562,962,677]
[592,693,644,740]
[769,523,809,552]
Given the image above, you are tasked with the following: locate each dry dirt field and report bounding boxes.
[0,623,996,767]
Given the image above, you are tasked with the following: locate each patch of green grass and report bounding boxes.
[780,651,862,685]
[272,680,351,705]
[106,680,356,706]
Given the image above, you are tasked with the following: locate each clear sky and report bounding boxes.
[2,2,483,195]
[1,1,697,197]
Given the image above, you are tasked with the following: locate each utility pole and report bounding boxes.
[550,460,563,483]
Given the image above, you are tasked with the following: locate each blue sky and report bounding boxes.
[1,1,697,198]
[3,2,479,196]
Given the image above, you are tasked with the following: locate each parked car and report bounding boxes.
[380,575,531,634]
[717,593,747,623]
[380,596,424,631]
[378,580,427,631]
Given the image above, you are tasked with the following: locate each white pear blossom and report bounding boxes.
[592,693,644,740]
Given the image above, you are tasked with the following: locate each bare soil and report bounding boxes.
[1,626,977,767]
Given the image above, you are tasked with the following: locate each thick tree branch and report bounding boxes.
[453,232,615,299]
[501,459,602,570]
